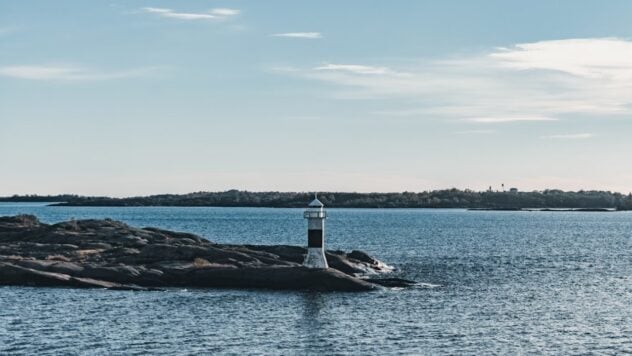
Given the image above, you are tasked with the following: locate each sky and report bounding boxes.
[2,1,632,196]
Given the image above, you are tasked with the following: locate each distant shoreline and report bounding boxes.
[468,208,617,212]
[2,189,632,210]
[1,202,621,212]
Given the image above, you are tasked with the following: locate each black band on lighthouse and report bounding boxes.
[307,229,323,247]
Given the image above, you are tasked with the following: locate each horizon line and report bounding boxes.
[2,187,632,199]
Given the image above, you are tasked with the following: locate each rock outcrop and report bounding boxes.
[0,215,413,291]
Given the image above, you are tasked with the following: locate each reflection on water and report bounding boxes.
[297,293,331,354]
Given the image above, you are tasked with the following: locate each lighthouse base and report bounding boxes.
[303,248,329,269]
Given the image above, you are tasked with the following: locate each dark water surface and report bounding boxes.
[1,204,631,355]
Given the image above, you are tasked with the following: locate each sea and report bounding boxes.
[0,203,630,355]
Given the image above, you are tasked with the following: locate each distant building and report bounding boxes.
[509,188,519,193]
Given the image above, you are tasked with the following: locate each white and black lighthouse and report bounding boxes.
[303,194,329,269]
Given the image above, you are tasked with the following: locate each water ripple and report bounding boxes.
[1,206,631,354]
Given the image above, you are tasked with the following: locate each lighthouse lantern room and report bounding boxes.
[303,194,329,269]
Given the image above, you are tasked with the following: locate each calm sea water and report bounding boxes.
[0,203,631,355]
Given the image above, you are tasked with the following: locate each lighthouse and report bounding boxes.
[303,194,329,269]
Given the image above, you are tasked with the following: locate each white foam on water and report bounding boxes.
[416,282,441,288]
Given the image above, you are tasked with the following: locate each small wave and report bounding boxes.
[416,282,441,289]
[376,261,395,272]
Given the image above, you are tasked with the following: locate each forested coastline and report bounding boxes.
[3,189,632,210]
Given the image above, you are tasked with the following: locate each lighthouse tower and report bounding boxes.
[303,194,329,269]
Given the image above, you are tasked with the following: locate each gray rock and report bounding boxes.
[15,259,84,275]
[0,215,407,291]
[80,265,141,283]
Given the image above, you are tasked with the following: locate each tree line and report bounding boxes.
[3,189,632,209]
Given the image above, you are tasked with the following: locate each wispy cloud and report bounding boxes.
[540,133,594,140]
[272,32,322,39]
[280,38,632,122]
[464,116,558,123]
[142,7,240,21]
[0,65,158,81]
[210,8,240,16]
[491,38,632,79]
[313,64,405,75]
[454,129,496,135]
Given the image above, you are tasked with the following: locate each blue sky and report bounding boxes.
[2,1,632,196]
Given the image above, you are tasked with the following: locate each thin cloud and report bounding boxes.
[210,8,240,16]
[281,38,632,121]
[314,64,402,75]
[272,32,322,39]
[372,108,428,117]
[464,117,558,123]
[142,7,239,20]
[454,129,496,134]
[0,65,158,81]
[491,38,632,79]
[540,133,594,140]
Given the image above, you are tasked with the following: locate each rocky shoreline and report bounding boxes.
[0,215,414,292]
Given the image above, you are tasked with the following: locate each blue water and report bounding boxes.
[1,203,631,355]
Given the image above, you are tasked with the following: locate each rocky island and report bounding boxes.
[0,215,413,292]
